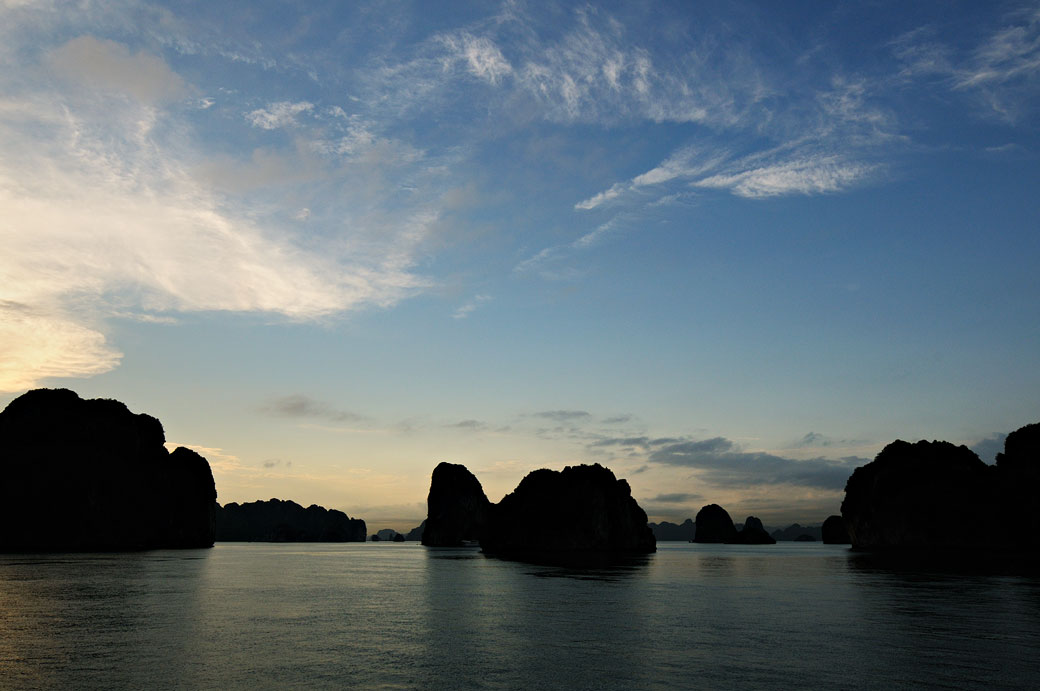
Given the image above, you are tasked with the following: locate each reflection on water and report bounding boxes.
[0,551,210,688]
[842,550,1040,689]
[1,543,1038,689]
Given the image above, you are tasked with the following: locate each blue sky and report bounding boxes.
[2,0,1038,530]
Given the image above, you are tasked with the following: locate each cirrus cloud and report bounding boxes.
[0,34,432,393]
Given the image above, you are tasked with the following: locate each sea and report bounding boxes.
[1,542,1038,689]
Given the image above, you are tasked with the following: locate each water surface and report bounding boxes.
[1,542,1037,688]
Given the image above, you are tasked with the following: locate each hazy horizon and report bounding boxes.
[2,1,1038,532]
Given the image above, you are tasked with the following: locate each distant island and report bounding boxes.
[648,519,696,541]
[692,504,775,544]
[370,529,406,541]
[216,498,366,542]
[649,516,842,543]
[0,388,216,551]
[841,421,1039,552]
[421,461,656,561]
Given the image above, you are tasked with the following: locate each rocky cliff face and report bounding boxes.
[821,515,851,544]
[0,388,216,551]
[421,462,491,546]
[841,439,993,549]
[216,499,366,542]
[693,504,739,543]
[996,422,1040,549]
[480,463,656,557]
[837,427,1040,551]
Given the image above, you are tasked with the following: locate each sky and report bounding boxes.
[1,0,1039,532]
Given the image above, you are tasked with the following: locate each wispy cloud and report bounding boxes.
[589,436,653,449]
[0,22,443,392]
[441,32,513,84]
[260,395,366,424]
[445,419,488,431]
[574,183,625,211]
[407,4,764,129]
[645,492,703,504]
[531,410,592,423]
[263,458,293,469]
[246,101,314,129]
[693,155,876,199]
[648,437,865,490]
[796,432,830,448]
[452,294,492,319]
[957,8,1040,90]
[0,301,122,393]
[892,8,1040,121]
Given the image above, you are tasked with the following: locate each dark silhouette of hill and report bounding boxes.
[996,422,1040,547]
[770,523,824,542]
[735,516,776,544]
[841,422,1040,551]
[693,504,739,543]
[421,462,655,561]
[371,528,405,542]
[0,388,215,551]
[693,505,775,544]
[842,440,990,549]
[405,520,425,541]
[481,464,656,559]
[421,462,491,546]
[822,515,851,544]
[216,499,365,542]
[649,518,696,541]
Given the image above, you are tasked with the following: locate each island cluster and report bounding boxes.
[1,389,1036,560]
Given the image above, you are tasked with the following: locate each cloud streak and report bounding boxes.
[648,438,866,490]
[532,410,592,422]
[261,395,366,424]
[452,294,492,320]
[246,101,314,130]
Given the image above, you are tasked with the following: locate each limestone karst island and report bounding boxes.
[0,388,1037,559]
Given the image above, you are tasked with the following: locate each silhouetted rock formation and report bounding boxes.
[405,520,426,541]
[690,507,775,545]
[649,518,696,541]
[822,515,851,544]
[770,523,823,542]
[841,424,1040,551]
[996,423,1040,548]
[421,462,491,546]
[216,499,365,542]
[375,528,409,542]
[841,439,991,550]
[480,464,656,558]
[693,504,739,543]
[735,516,776,544]
[0,388,216,551]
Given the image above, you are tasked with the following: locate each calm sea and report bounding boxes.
[1,542,1038,689]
